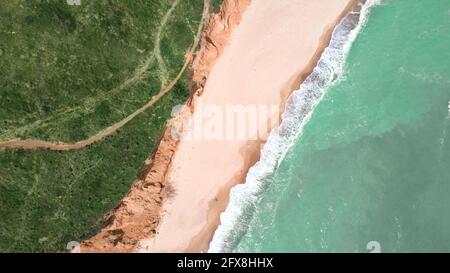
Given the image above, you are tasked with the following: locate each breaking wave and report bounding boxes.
[208,0,381,253]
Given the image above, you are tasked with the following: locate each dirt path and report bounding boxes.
[154,0,180,88]
[0,0,210,151]
[0,0,177,141]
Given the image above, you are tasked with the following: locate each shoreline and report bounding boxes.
[187,0,360,253]
[190,0,361,252]
[79,0,250,253]
[138,0,358,252]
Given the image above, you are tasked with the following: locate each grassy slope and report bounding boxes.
[0,0,198,142]
[211,0,223,12]
[0,0,205,252]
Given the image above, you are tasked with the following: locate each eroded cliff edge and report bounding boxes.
[79,0,251,253]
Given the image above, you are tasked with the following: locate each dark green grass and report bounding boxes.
[0,77,189,252]
[0,0,201,142]
[211,0,222,12]
[0,0,204,252]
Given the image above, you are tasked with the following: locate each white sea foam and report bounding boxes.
[208,0,381,253]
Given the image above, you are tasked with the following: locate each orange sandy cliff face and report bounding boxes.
[191,0,252,96]
[79,0,251,253]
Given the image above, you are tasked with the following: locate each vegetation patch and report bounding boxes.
[0,0,206,252]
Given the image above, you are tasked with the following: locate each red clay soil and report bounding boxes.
[79,0,251,253]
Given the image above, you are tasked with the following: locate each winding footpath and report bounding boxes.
[0,0,210,151]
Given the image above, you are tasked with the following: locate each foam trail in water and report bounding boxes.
[208,0,381,253]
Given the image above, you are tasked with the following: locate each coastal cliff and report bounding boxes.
[79,0,251,253]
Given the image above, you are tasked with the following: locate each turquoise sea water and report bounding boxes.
[211,0,450,252]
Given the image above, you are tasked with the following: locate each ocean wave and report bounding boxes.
[208,0,381,253]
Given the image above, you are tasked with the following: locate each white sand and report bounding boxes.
[138,0,354,252]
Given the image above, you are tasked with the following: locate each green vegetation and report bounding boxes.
[211,0,223,12]
[0,0,211,252]
[0,0,200,142]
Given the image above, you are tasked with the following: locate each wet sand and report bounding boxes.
[137,0,356,252]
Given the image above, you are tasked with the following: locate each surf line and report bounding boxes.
[208,0,382,253]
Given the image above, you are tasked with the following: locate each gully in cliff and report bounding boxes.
[78,0,251,253]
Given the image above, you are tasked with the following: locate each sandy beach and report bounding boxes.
[137,0,356,252]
